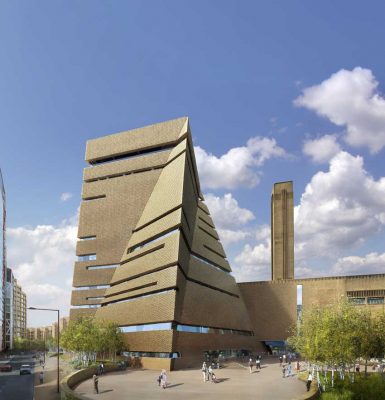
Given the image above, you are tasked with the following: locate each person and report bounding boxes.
[208,365,213,381]
[287,361,292,377]
[248,358,253,373]
[100,362,104,375]
[201,362,207,382]
[256,357,261,370]
[279,355,283,366]
[296,360,300,371]
[93,374,99,394]
[39,371,44,384]
[160,369,167,389]
[283,354,286,364]
[306,372,313,392]
[211,370,218,383]
[282,365,286,378]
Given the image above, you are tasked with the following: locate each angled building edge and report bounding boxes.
[70,117,260,370]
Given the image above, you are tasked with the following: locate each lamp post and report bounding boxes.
[28,307,60,393]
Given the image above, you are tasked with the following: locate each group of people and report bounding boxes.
[248,355,262,373]
[201,362,218,383]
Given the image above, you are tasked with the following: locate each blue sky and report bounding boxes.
[1,1,385,326]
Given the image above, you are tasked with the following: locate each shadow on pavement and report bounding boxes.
[99,389,114,393]
[167,383,184,388]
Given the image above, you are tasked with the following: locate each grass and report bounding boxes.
[319,373,385,400]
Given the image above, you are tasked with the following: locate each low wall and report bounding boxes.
[60,364,119,400]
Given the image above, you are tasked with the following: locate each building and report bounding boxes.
[4,268,13,349]
[0,169,6,351]
[52,316,69,339]
[70,117,256,370]
[70,117,385,368]
[27,316,68,344]
[13,278,27,339]
[271,182,294,281]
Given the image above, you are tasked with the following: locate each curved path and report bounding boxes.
[75,360,307,400]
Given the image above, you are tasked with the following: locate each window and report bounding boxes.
[78,236,96,241]
[367,297,384,305]
[120,323,172,333]
[348,297,365,305]
[77,254,96,261]
[87,264,118,270]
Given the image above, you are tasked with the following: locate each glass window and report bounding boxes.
[367,297,384,305]
[348,297,365,305]
[78,254,97,261]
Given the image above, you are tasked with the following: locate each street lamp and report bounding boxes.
[28,307,60,393]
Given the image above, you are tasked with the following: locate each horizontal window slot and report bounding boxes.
[86,297,104,300]
[89,144,175,166]
[73,285,110,291]
[124,244,165,263]
[78,254,97,262]
[197,203,210,215]
[105,281,157,298]
[191,253,230,274]
[133,205,182,234]
[104,289,176,305]
[85,165,163,183]
[87,264,118,270]
[72,304,101,309]
[120,322,172,333]
[203,244,226,259]
[82,195,106,201]
[185,276,239,298]
[78,236,96,241]
[176,324,253,336]
[198,226,218,241]
[198,216,215,229]
[128,227,179,253]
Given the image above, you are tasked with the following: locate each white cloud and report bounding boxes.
[233,240,271,282]
[233,224,271,282]
[204,193,255,229]
[195,137,286,189]
[60,192,73,202]
[204,193,255,247]
[295,151,385,260]
[331,252,385,276]
[295,67,385,153]
[303,134,341,163]
[8,215,78,327]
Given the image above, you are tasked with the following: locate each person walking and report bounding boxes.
[279,355,283,366]
[39,371,44,384]
[287,362,292,377]
[282,365,286,378]
[160,369,167,389]
[93,374,99,394]
[306,372,313,392]
[256,357,261,370]
[201,362,207,382]
[208,365,213,381]
[248,358,253,373]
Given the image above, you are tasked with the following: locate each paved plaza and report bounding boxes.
[75,360,307,400]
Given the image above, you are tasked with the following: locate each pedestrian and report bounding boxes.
[306,372,313,392]
[296,360,300,371]
[39,371,44,384]
[101,362,104,375]
[248,358,253,373]
[256,357,261,370]
[283,354,286,364]
[282,365,286,378]
[160,369,167,389]
[201,362,207,382]
[279,355,283,366]
[93,374,99,394]
[287,362,292,377]
[208,365,213,381]
[211,371,218,383]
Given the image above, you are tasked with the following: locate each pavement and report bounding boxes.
[34,354,61,400]
[75,360,307,400]
[0,353,35,399]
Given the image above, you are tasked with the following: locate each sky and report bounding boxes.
[1,0,385,327]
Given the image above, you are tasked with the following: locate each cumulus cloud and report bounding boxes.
[8,215,78,327]
[195,137,286,189]
[233,225,272,282]
[331,252,385,276]
[60,192,73,202]
[303,134,341,163]
[295,151,385,260]
[295,67,385,153]
[204,193,255,247]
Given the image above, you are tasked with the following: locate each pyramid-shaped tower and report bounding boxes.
[71,117,255,370]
